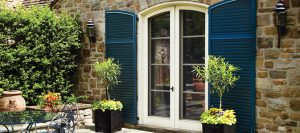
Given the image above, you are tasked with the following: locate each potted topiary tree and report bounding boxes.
[193,55,239,133]
[92,58,122,133]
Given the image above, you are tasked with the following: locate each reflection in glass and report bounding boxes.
[150,91,170,117]
[150,13,170,37]
[180,10,206,120]
[182,93,205,120]
[183,66,205,92]
[183,38,205,64]
[151,66,170,90]
[151,39,170,64]
[182,10,205,36]
[149,12,171,118]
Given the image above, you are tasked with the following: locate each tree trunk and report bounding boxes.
[219,90,222,109]
[106,86,110,100]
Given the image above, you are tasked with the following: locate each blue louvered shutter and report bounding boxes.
[105,10,137,124]
[209,0,256,133]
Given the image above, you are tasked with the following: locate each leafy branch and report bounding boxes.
[193,55,239,109]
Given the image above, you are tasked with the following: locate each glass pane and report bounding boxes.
[182,66,205,92]
[151,66,170,90]
[183,37,205,64]
[151,39,170,64]
[149,91,170,117]
[180,10,206,120]
[149,12,170,118]
[182,10,205,36]
[181,93,205,120]
[150,13,170,37]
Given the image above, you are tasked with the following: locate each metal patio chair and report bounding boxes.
[47,103,79,133]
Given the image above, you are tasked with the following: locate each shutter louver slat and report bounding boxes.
[209,0,256,133]
[105,11,137,124]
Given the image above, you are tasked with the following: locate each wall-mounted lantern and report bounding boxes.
[274,0,287,48]
[87,19,96,42]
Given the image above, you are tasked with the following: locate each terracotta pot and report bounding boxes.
[0,90,26,112]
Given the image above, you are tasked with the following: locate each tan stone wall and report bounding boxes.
[52,0,220,102]
[51,0,300,132]
[4,0,23,8]
[256,0,300,132]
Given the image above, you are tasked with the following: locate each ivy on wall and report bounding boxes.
[0,5,82,105]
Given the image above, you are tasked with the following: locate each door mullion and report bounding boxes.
[169,6,176,127]
[173,6,181,129]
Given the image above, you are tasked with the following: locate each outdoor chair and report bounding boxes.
[47,103,79,133]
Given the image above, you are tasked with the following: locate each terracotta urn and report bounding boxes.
[0,90,26,112]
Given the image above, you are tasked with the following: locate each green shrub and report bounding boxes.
[92,100,123,112]
[64,94,88,104]
[200,108,237,125]
[0,5,82,104]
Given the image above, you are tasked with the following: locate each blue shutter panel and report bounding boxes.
[105,11,137,124]
[209,0,256,133]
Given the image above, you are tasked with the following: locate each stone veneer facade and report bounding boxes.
[256,0,300,132]
[51,0,220,101]
[4,0,300,132]
[51,0,300,132]
[4,0,23,8]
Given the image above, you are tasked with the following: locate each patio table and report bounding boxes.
[0,110,57,132]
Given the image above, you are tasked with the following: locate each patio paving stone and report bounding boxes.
[0,124,153,133]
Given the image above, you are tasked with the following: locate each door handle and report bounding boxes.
[170,86,174,92]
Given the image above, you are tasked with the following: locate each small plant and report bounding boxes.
[94,58,121,100]
[200,108,237,125]
[64,94,88,104]
[193,55,239,109]
[38,92,62,110]
[92,100,123,112]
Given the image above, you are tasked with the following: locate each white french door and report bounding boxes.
[138,4,208,131]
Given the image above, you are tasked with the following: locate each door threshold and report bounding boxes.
[123,123,202,133]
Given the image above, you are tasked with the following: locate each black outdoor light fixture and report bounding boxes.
[87,19,96,42]
[274,0,287,48]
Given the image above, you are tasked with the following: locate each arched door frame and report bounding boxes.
[138,1,209,131]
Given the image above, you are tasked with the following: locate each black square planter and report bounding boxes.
[94,110,122,133]
[202,123,236,133]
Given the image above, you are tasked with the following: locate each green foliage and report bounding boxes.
[94,58,121,100]
[92,100,123,112]
[193,55,239,109]
[0,88,3,97]
[0,5,82,104]
[63,94,88,104]
[200,108,237,125]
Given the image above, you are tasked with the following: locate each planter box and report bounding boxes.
[94,110,122,133]
[203,123,236,133]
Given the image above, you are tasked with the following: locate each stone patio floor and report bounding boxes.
[0,124,153,133]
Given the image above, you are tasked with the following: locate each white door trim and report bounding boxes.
[138,2,209,131]
[174,6,209,131]
[138,7,175,128]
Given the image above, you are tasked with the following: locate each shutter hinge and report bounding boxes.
[137,117,139,120]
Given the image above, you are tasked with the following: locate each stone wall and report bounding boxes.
[51,0,220,102]
[4,0,23,8]
[256,0,300,132]
[76,108,93,126]
[49,0,300,132]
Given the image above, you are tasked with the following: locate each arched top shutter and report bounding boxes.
[105,10,137,124]
[209,0,256,133]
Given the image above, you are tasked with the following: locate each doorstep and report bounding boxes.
[124,124,202,133]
